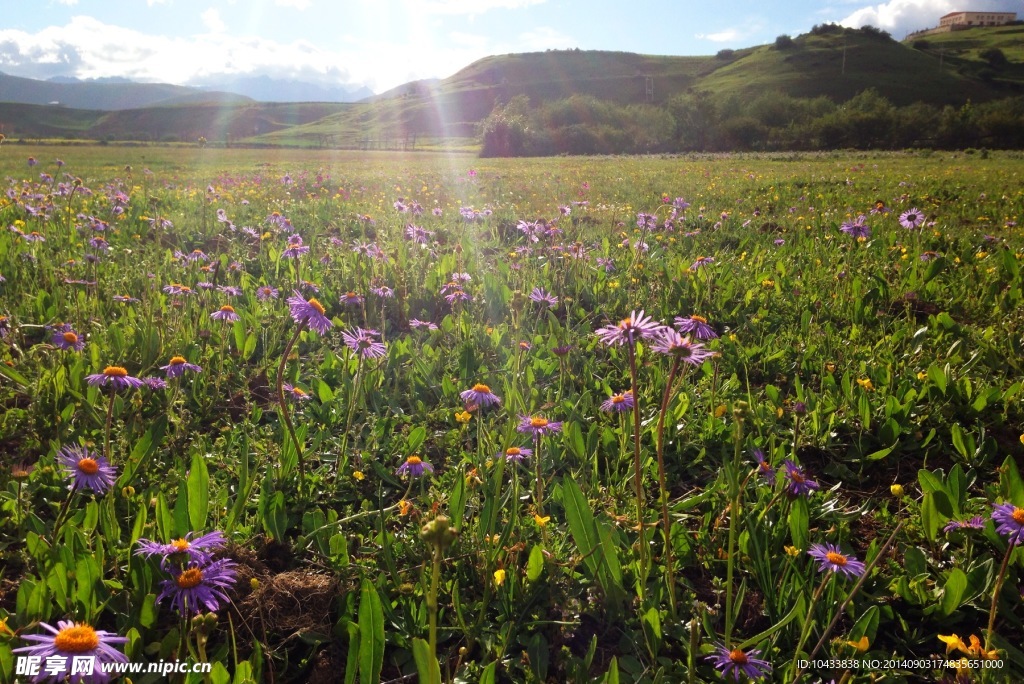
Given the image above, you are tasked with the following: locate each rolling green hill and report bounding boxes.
[1,24,1022,148]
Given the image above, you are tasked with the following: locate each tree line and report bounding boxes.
[479,90,1024,156]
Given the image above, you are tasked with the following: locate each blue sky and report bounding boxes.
[0,0,1016,92]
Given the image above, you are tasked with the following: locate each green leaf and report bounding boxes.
[187,451,210,531]
[789,496,809,550]
[118,416,167,488]
[479,661,497,684]
[940,568,968,617]
[449,472,466,533]
[407,425,426,453]
[927,364,947,394]
[526,544,544,582]
[411,637,441,684]
[1000,455,1024,506]
[562,477,600,574]
[209,663,231,684]
[603,657,620,684]
[344,622,360,684]
[358,579,384,684]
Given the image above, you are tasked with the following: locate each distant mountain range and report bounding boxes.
[0,24,1021,147]
[0,71,372,110]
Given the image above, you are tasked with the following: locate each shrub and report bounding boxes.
[775,34,795,50]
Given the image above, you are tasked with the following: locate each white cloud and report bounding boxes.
[837,0,1013,37]
[56,0,80,6]
[419,0,546,15]
[275,0,312,9]
[146,0,169,5]
[0,16,577,93]
[201,8,226,33]
[697,29,741,42]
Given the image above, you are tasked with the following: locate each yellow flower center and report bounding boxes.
[62,332,79,343]
[219,305,235,313]
[790,469,805,483]
[530,417,549,428]
[506,447,521,456]
[728,649,748,665]
[612,394,626,404]
[169,356,186,366]
[691,315,707,324]
[53,624,100,653]
[406,456,422,466]
[103,366,128,377]
[618,318,632,329]
[825,551,848,566]
[472,383,491,393]
[292,387,306,396]
[1012,508,1024,525]
[308,298,325,315]
[176,568,203,589]
[77,458,100,475]
[171,539,191,552]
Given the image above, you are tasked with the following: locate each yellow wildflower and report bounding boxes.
[493,568,506,587]
[455,411,472,424]
[533,513,550,528]
[890,484,904,497]
[856,378,874,391]
[352,470,365,481]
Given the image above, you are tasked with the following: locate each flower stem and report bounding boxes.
[985,540,1015,652]
[724,408,744,648]
[655,357,684,616]
[277,324,306,481]
[627,343,648,597]
[104,389,116,464]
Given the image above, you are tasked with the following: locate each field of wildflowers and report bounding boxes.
[0,146,1023,683]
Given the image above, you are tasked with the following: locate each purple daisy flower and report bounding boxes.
[674,314,718,340]
[705,643,772,682]
[500,446,532,462]
[552,344,573,357]
[13,621,129,683]
[210,305,240,322]
[529,287,559,308]
[899,208,925,230]
[944,516,985,534]
[86,366,144,390]
[58,445,116,495]
[600,390,634,413]
[157,558,237,614]
[186,249,209,263]
[840,215,871,239]
[807,543,867,577]
[136,531,228,567]
[753,449,776,485]
[142,376,168,390]
[517,414,563,437]
[461,383,501,408]
[51,324,85,351]
[283,383,312,401]
[287,290,332,335]
[690,256,715,272]
[256,285,279,301]
[161,356,202,378]
[397,455,434,478]
[282,234,310,259]
[920,251,942,262]
[341,327,387,359]
[339,291,365,306]
[217,285,242,297]
[781,459,820,497]
[409,319,438,331]
[651,329,716,366]
[371,285,395,299]
[992,502,1024,546]
[113,294,139,303]
[595,310,665,346]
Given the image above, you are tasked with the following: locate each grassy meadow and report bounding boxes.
[1,145,1023,683]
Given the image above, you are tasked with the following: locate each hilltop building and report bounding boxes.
[908,10,1016,38]
[940,11,1017,28]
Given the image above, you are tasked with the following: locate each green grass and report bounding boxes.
[1,147,1024,682]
